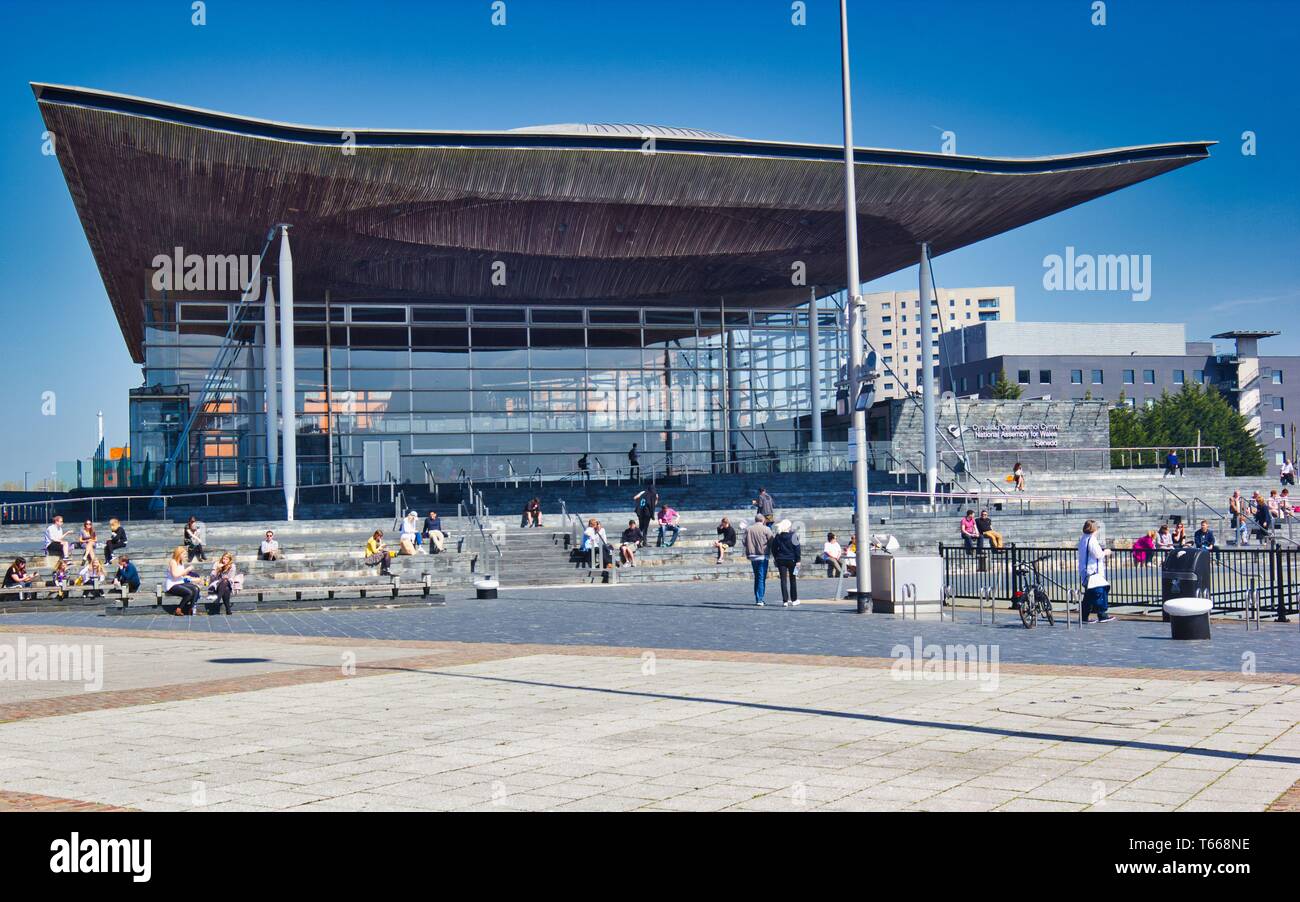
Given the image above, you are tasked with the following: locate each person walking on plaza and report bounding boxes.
[113,555,140,594]
[753,487,775,525]
[1011,462,1025,492]
[656,503,681,547]
[619,520,642,567]
[771,520,801,607]
[713,517,737,564]
[103,518,127,561]
[1078,520,1115,624]
[959,509,980,554]
[207,552,240,615]
[364,530,393,576]
[634,485,657,546]
[184,516,207,562]
[1281,456,1296,487]
[628,443,640,482]
[259,530,282,561]
[743,514,773,606]
[164,546,201,615]
[1193,519,1216,550]
[975,509,1003,549]
[577,452,590,485]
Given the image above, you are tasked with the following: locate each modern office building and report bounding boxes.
[940,322,1298,465]
[34,83,1211,488]
[863,286,1014,400]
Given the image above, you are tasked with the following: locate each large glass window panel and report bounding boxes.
[412,307,467,323]
[411,326,469,348]
[349,369,412,391]
[410,349,470,368]
[474,433,530,453]
[473,389,529,413]
[349,347,409,367]
[350,306,407,323]
[472,410,531,431]
[411,392,472,412]
[411,369,471,390]
[472,369,530,390]
[410,415,471,433]
[349,327,409,348]
[528,347,586,368]
[472,348,529,368]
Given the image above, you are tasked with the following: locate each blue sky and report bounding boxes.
[0,0,1296,483]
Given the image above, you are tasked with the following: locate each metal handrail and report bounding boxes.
[1114,484,1150,512]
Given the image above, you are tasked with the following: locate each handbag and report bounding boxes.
[1086,572,1109,590]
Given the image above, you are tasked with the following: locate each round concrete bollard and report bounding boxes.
[474,578,499,600]
[1163,596,1212,640]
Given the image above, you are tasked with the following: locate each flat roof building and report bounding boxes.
[940,322,1298,467]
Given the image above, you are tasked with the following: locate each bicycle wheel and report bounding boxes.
[1019,600,1036,629]
[1041,599,1054,626]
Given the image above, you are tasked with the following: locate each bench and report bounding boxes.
[0,584,137,605]
[113,576,447,616]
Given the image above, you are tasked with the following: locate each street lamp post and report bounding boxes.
[840,0,872,611]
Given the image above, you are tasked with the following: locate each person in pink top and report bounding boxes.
[959,509,979,554]
[656,504,681,547]
[1132,530,1156,565]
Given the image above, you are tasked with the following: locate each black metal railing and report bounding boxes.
[939,542,1297,619]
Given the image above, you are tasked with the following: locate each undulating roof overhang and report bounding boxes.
[33,83,1212,363]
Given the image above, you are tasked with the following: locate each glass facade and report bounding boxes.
[132,298,846,486]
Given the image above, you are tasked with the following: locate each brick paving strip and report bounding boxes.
[0,789,135,812]
[1266,780,1300,812]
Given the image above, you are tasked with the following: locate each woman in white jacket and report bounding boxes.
[1077,520,1114,624]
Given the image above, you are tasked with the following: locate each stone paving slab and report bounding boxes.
[1,636,1297,812]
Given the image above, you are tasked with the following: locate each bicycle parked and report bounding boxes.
[1012,553,1055,628]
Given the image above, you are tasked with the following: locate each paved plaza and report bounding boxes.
[1,584,1298,812]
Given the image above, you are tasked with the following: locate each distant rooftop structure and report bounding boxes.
[509,123,739,140]
[941,321,1187,364]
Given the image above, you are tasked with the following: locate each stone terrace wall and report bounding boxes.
[886,398,1111,476]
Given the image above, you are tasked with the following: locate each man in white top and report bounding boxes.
[1077,519,1115,624]
[44,516,67,559]
[259,530,282,561]
[820,532,844,576]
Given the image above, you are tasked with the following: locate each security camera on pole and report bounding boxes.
[839,0,872,611]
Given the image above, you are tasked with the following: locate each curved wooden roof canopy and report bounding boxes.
[33,83,1212,363]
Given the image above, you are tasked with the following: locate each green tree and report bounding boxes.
[1110,392,1146,468]
[1110,384,1265,477]
[990,369,1022,399]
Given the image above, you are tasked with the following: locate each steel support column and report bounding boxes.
[278,225,297,520]
[840,0,871,610]
[919,242,937,504]
[262,277,278,486]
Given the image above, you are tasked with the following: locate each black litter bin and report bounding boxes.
[1160,548,1212,619]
